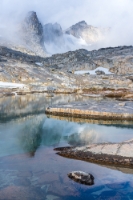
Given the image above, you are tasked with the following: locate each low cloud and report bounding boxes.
[0,0,133,50]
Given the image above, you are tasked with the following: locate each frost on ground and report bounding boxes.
[74,67,113,75]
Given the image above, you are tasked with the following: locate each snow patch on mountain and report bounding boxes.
[74,67,113,75]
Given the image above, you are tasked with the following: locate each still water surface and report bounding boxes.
[0,94,133,200]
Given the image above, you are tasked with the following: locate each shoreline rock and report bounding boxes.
[45,99,133,120]
[54,139,133,168]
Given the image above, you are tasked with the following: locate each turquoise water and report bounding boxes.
[0,94,133,199]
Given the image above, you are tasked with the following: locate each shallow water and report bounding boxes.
[0,94,133,200]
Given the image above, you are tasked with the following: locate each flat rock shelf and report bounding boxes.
[54,139,133,167]
[45,99,133,120]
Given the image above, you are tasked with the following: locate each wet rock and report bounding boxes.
[68,171,94,185]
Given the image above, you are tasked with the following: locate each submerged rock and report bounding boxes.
[68,171,94,185]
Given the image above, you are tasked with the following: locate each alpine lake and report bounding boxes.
[0,93,133,200]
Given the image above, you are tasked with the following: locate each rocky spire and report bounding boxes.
[21,11,47,57]
[24,11,44,45]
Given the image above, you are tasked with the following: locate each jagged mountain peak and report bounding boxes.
[70,20,88,28]
[65,20,109,44]
[18,11,47,57]
[0,11,109,56]
[23,11,44,45]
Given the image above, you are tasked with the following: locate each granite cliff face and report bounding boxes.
[20,11,47,57]
[23,11,44,46]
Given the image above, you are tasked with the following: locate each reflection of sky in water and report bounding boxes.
[0,94,133,200]
[43,118,133,146]
[0,113,133,198]
[0,115,133,157]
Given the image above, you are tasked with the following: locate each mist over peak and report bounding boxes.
[0,0,133,55]
[43,23,63,43]
[66,21,88,35]
[65,20,109,44]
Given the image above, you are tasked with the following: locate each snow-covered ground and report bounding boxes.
[74,67,113,75]
[35,62,43,66]
[0,82,25,88]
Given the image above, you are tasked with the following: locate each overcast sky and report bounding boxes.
[0,0,132,28]
[0,0,133,46]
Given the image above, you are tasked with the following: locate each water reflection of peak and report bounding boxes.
[1,114,133,158]
[19,116,45,157]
